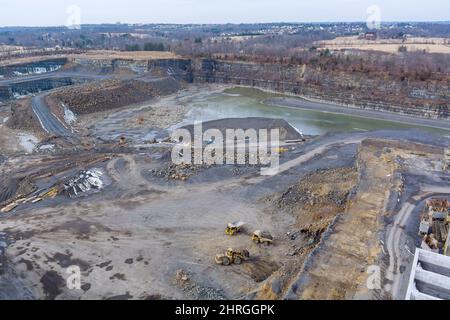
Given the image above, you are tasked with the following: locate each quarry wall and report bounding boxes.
[1,56,448,120]
[191,58,449,119]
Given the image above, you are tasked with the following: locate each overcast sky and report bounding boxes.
[1,0,449,27]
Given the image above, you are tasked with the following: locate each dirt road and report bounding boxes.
[388,184,450,299]
[31,94,70,136]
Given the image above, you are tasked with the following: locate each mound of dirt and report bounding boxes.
[181,117,304,141]
[151,163,211,181]
[273,167,357,247]
[6,98,41,132]
[254,167,358,299]
[277,167,357,215]
[50,79,162,114]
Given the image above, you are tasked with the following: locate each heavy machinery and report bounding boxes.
[274,147,289,154]
[215,248,250,266]
[252,230,274,245]
[0,187,60,213]
[39,187,59,199]
[225,221,246,236]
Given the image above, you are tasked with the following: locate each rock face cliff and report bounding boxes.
[190,58,449,119]
[72,57,193,81]
[0,77,86,102]
[0,58,67,78]
[1,56,448,120]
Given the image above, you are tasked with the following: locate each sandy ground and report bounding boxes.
[318,36,450,46]
[316,36,450,54]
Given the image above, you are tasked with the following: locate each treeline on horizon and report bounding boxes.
[124,42,167,51]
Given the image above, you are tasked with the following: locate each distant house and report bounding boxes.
[364,32,377,41]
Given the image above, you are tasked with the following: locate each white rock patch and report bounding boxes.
[18,133,38,154]
[63,104,77,125]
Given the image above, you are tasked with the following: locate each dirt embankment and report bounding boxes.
[284,139,400,300]
[49,80,159,114]
[253,138,424,300]
[6,98,41,133]
[181,117,304,141]
[254,167,358,299]
[49,77,184,115]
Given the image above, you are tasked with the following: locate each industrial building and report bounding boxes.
[406,248,450,300]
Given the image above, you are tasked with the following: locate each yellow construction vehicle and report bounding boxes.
[274,147,289,154]
[252,230,274,245]
[225,221,246,236]
[215,248,250,266]
[40,187,59,199]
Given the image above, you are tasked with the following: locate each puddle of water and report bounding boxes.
[182,87,446,135]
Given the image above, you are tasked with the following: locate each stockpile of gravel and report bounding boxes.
[181,117,303,141]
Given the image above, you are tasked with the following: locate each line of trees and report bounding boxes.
[125,42,167,52]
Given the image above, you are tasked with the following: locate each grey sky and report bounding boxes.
[1,0,449,27]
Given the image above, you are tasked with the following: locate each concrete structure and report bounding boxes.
[405,248,450,300]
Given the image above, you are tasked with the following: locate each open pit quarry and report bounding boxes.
[0,53,449,300]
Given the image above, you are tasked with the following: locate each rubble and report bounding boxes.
[175,269,190,283]
[422,234,439,252]
[63,168,104,198]
[173,269,226,300]
[276,168,356,212]
[418,197,450,252]
[151,163,209,181]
